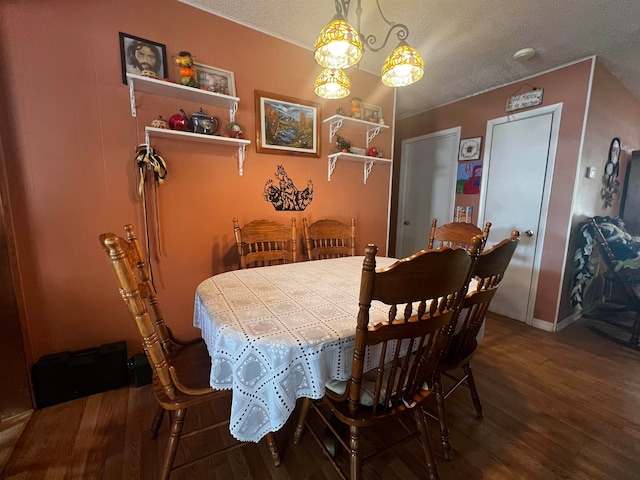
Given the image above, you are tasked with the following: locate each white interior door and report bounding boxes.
[478,104,562,324]
[396,128,460,258]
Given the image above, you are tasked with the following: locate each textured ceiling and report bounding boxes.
[180,0,640,118]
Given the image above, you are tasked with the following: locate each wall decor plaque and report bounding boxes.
[505,89,544,112]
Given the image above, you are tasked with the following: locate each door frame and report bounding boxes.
[477,103,563,326]
[396,127,460,257]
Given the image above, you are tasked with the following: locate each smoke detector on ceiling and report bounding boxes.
[513,48,536,61]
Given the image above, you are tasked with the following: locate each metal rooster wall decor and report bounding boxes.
[263,165,313,211]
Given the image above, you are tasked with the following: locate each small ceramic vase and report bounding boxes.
[151,116,170,129]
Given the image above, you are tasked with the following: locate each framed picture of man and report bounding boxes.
[119,32,167,84]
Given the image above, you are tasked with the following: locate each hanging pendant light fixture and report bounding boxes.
[314,0,424,99]
[314,68,351,99]
[381,41,424,87]
[314,10,363,69]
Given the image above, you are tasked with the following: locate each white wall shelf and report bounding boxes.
[129,73,249,175]
[323,115,390,184]
[327,152,391,184]
[323,114,389,148]
[145,127,250,175]
[127,73,240,123]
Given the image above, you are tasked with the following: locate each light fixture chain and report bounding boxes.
[360,0,410,53]
[375,0,394,27]
[335,0,351,20]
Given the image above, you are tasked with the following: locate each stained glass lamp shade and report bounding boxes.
[314,16,364,69]
[381,42,424,87]
[315,68,351,99]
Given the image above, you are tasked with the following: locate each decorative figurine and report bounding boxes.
[173,51,199,88]
[139,69,158,79]
[350,97,362,119]
[336,106,344,116]
[335,135,351,152]
[228,122,245,139]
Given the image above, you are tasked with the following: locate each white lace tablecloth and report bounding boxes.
[193,256,397,442]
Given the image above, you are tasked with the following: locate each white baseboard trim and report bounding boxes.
[555,312,580,332]
[531,317,555,332]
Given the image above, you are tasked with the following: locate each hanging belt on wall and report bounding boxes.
[134,144,168,289]
[136,144,167,198]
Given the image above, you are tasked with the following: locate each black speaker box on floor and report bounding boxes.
[32,341,128,408]
[128,352,152,387]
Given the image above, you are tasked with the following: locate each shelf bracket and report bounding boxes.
[129,80,137,117]
[328,119,344,144]
[365,126,382,148]
[230,102,238,124]
[328,155,338,181]
[363,159,374,184]
[238,144,246,176]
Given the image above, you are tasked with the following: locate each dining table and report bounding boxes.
[193,255,400,443]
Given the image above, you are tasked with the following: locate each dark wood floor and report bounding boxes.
[2,313,640,480]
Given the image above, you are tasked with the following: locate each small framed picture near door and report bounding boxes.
[119,32,168,84]
[458,136,482,161]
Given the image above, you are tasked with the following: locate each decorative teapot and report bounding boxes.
[181,108,220,135]
[168,111,189,131]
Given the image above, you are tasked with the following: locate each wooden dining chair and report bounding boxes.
[293,237,484,480]
[428,218,492,252]
[233,218,297,269]
[99,224,280,480]
[431,230,520,461]
[302,217,356,260]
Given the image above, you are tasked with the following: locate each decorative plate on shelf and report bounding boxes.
[458,137,482,161]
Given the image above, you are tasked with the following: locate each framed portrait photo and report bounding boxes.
[119,32,167,84]
[193,62,236,97]
[458,136,482,161]
[254,90,321,157]
[360,102,382,124]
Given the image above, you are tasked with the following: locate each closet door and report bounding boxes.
[620,151,640,235]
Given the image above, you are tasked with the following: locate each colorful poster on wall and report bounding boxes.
[456,161,482,195]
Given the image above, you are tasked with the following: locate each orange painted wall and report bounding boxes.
[393,60,593,325]
[0,0,395,362]
[560,59,640,317]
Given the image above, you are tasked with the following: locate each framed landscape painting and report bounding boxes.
[254,90,321,157]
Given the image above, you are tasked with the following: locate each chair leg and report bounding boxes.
[433,371,452,461]
[293,397,312,444]
[463,363,483,419]
[630,312,640,345]
[160,408,186,480]
[150,405,166,439]
[415,408,440,480]
[349,425,362,480]
[265,432,281,467]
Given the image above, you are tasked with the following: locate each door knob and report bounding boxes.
[404,221,411,225]
[525,229,534,237]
